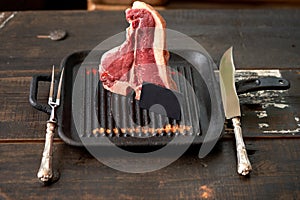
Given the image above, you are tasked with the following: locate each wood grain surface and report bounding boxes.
[0,10,299,71]
[0,10,299,200]
[0,139,299,199]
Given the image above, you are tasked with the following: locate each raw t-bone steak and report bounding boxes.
[99,1,176,100]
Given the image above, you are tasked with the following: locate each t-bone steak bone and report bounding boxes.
[99,1,177,100]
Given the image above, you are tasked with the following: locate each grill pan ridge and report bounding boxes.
[69,50,210,147]
[93,63,201,138]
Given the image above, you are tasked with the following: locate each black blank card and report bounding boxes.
[139,82,183,121]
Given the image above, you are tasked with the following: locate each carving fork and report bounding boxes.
[37,66,64,183]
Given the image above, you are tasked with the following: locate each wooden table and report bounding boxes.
[0,9,299,199]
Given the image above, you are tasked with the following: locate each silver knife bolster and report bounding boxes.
[231,117,252,175]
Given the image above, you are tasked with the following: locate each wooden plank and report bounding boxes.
[0,139,299,199]
[0,10,299,71]
[237,70,300,137]
[0,75,49,139]
[0,69,298,140]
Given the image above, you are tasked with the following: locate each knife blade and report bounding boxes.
[219,47,252,176]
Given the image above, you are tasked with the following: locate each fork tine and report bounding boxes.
[49,65,55,102]
[56,68,64,102]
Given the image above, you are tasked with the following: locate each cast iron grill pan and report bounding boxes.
[42,50,212,147]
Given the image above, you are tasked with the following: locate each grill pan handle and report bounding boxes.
[29,75,52,114]
[236,77,290,95]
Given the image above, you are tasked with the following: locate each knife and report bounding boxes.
[219,47,252,176]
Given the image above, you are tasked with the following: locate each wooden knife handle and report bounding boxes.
[37,121,55,182]
[232,117,252,176]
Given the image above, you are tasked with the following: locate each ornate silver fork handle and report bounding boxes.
[37,66,64,184]
[37,120,56,182]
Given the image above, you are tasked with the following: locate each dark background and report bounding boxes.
[1,0,300,11]
[0,0,87,11]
